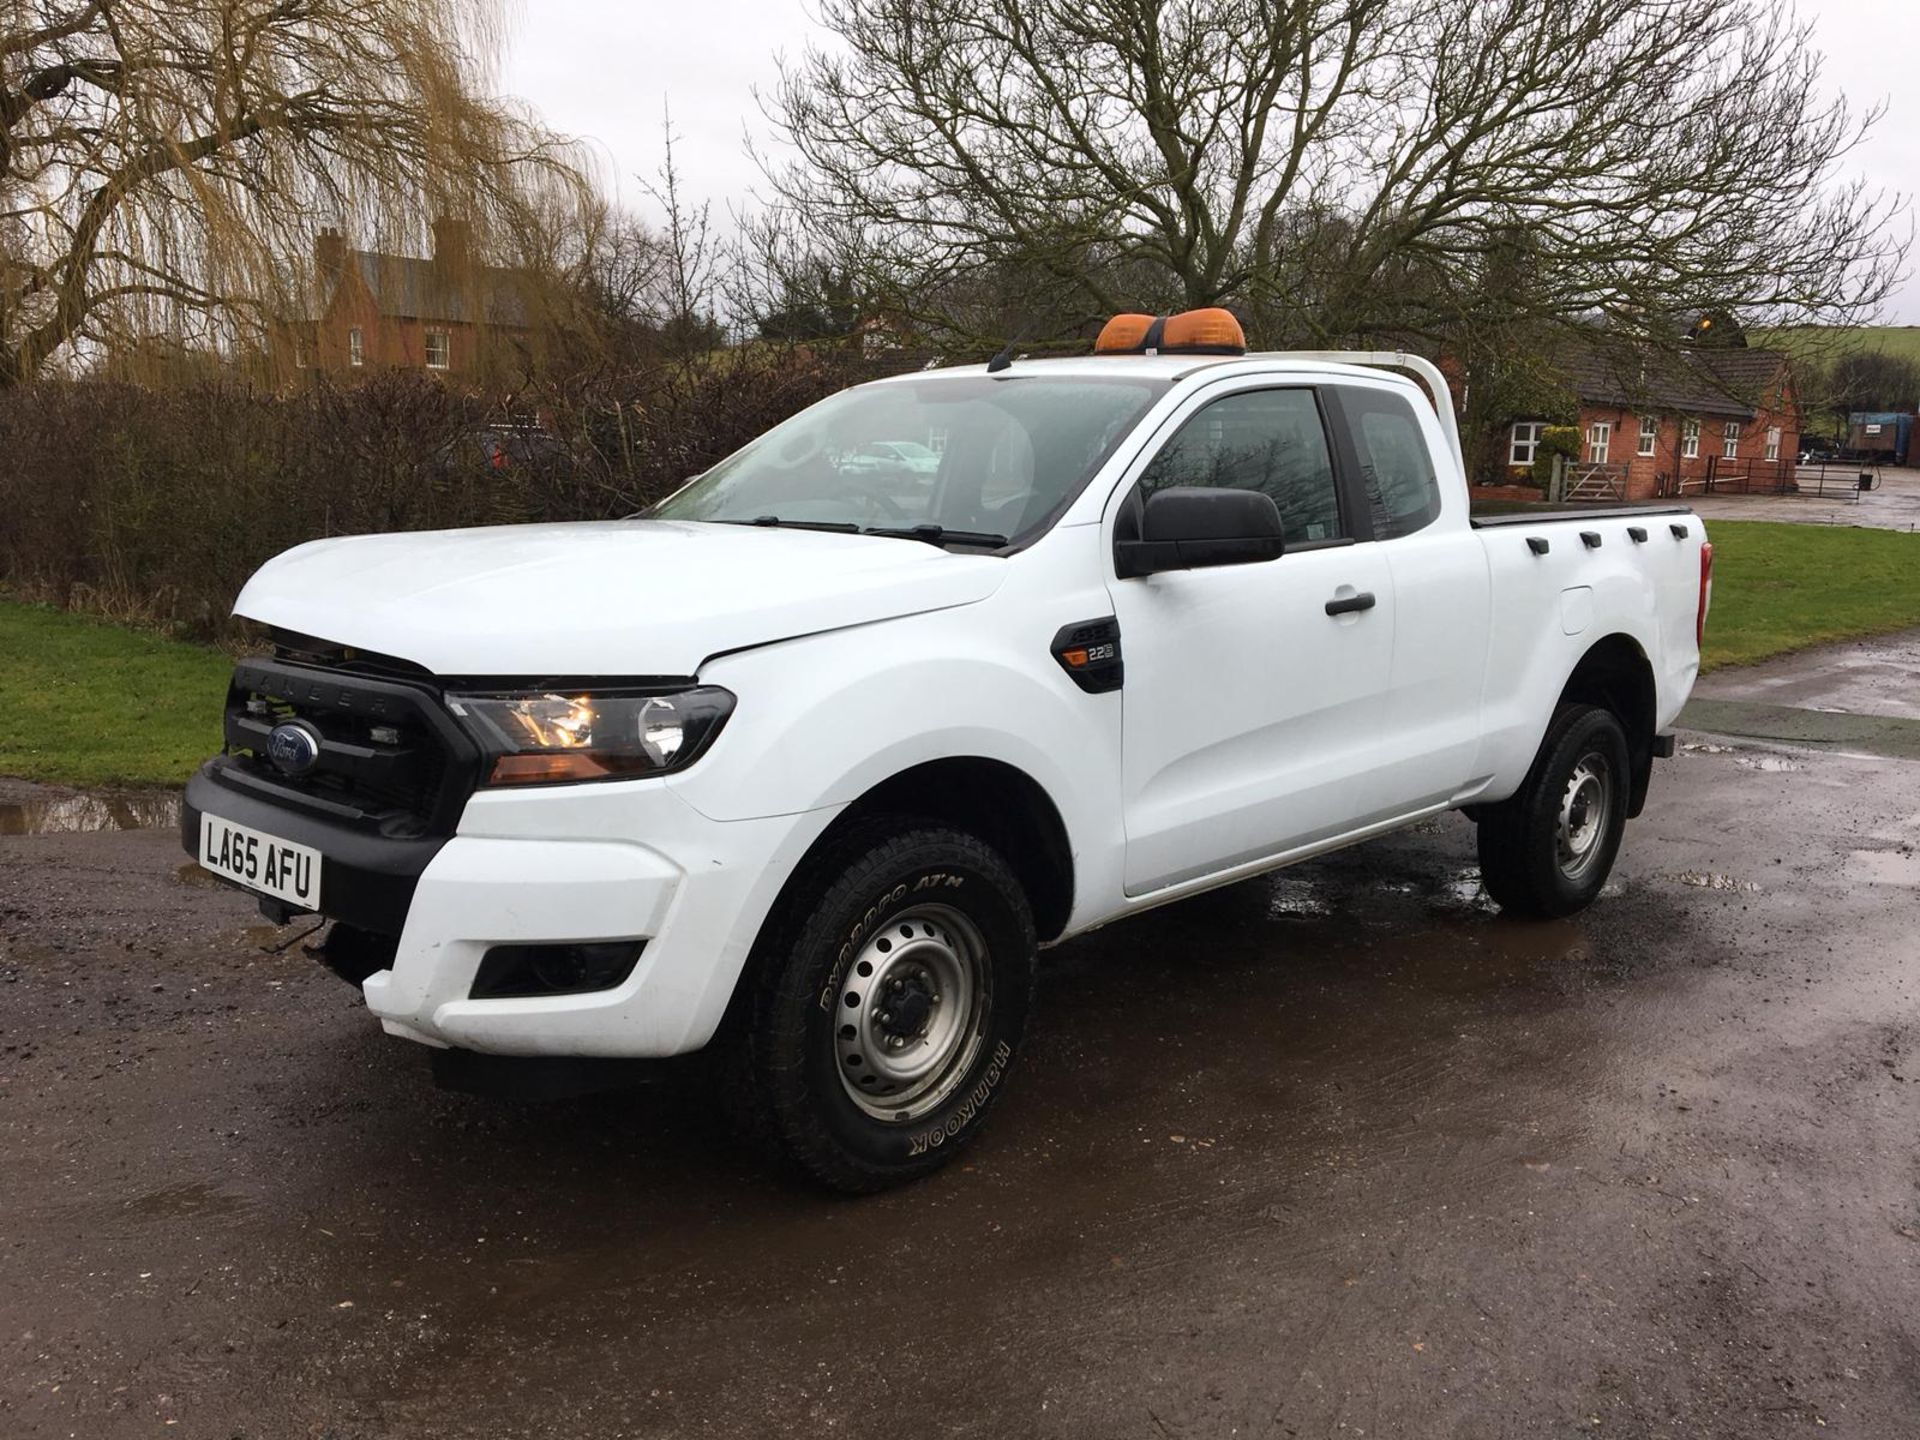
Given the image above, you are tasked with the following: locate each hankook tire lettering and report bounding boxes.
[908,1040,1012,1155]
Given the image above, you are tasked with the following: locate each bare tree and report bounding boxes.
[765,0,1909,351]
[1809,347,1920,418]
[0,0,586,384]
[636,108,723,353]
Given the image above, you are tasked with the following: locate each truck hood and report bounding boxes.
[234,520,1007,676]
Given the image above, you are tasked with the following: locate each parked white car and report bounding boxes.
[186,314,1712,1190]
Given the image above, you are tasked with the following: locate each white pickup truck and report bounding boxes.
[184,313,1712,1190]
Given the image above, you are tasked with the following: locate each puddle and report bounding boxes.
[1266,875,1333,919]
[1435,868,1500,914]
[1683,742,1739,754]
[0,792,181,836]
[1735,755,1803,773]
[1670,871,1764,893]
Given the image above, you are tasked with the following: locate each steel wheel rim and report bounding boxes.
[834,904,990,1122]
[1556,751,1613,882]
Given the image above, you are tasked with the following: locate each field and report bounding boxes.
[1756,324,1920,367]
[4,518,1920,786]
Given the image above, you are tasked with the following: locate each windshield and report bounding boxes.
[651,374,1168,545]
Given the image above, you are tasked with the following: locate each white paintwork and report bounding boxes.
[217,352,1707,1058]
[233,520,1005,675]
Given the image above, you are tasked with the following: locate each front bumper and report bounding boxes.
[184,763,445,934]
[184,765,840,1058]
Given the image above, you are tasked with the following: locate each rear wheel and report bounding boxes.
[730,819,1037,1192]
[1476,703,1631,919]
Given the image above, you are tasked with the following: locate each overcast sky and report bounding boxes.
[501,0,1919,323]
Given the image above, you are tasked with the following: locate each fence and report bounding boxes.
[1561,461,1629,502]
[1673,456,1877,501]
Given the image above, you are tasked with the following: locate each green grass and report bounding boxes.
[0,600,231,787]
[5,521,1920,785]
[1702,520,1920,670]
[1755,324,1920,368]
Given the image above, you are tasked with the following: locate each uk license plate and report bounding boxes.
[198,814,323,910]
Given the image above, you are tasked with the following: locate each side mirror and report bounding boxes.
[1116,486,1286,579]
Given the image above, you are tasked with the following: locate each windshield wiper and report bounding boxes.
[862,524,1009,550]
[720,515,863,534]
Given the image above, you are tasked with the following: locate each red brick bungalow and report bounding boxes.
[278,219,540,379]
[1504,345,1802,501]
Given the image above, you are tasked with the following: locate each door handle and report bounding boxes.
[1324,591,1377,616]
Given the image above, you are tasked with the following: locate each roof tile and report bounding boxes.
[1553,343,1792,419]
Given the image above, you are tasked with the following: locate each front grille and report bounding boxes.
[218,653,480,838]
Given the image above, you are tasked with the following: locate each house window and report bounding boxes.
[1722,421,1741,459]
[1681,419,1700,459]
[425,329,450,370]
[1509,421,1545,466]
[348,328,364,367]
[1637,416,1658,457]
[1585,421,1612,464]
[1765,426,1781,462]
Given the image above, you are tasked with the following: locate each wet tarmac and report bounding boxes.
[1688,464,1920,532]
[3,645,1919,1438]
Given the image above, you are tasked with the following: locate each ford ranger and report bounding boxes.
[183,309,1712,1191]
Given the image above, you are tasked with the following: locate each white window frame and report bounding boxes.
[1765,426,1781,462]
[348,327,365,367]
[1681,419,1700,459]
[1637,416,1658,457]
[425,328,450,371]
[1509,421,1545,467]
[1722,420,1741,460]
[1585,421,1612,464]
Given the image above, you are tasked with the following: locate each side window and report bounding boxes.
[1136,388,1343,543]
[1337,387,1441,540]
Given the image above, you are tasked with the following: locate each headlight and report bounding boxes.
[446,686,735,786]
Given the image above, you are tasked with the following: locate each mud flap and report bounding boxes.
[1628,732,1675,818]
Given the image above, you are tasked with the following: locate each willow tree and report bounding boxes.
[765,0,1909,350]
[0,0,585,384]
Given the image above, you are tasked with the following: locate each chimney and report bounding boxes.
[315,226,347,280]
[432,216,472,276]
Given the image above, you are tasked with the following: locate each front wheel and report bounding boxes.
[731,819,1037,1192]
[1476,703,1631,919]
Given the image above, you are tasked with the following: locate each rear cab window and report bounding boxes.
[1331,386,1442,539]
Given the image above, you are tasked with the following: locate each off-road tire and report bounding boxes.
[1476,703,1631,919]
[728,818,1037,1193]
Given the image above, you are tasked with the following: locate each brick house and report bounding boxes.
[1504,345,1801,501]
[280,218,539,379]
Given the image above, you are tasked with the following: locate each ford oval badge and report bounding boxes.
[267,721,323,777]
